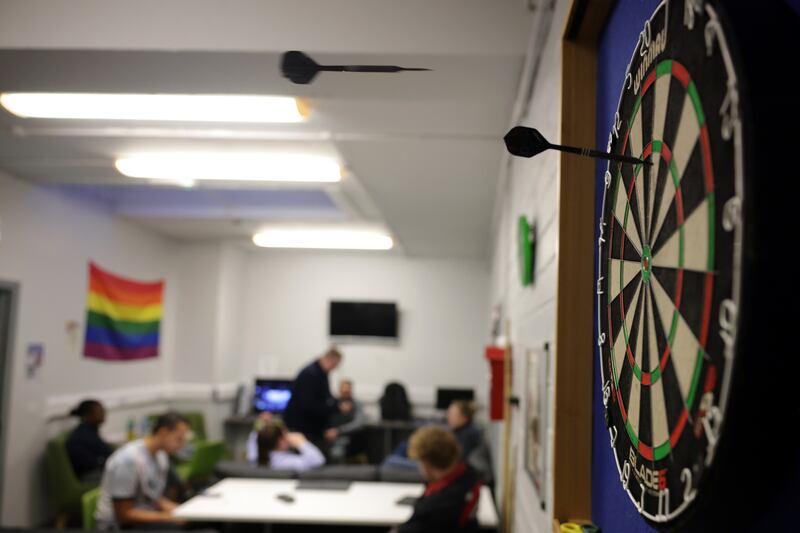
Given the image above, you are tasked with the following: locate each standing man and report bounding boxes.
[95,412,190,530]
[283,347,343,450]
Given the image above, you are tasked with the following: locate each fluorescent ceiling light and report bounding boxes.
[0,93,306,123]
[253,228,394,250]
[151,178,196,188]
[10,125,330,141]
[115,153,341,183]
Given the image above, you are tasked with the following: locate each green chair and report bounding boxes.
[182,411,207,441]
[45,431,98,527]
[174,440,226,481]
[81,487,102,530]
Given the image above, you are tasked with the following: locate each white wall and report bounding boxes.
[215,245,245,385]
[240,251,491,408]
[0,172,178,526]
[173,244,220,384]
[172,243,246,387]
[488,0,569,532]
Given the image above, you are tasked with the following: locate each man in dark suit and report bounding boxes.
[283,347,343,449]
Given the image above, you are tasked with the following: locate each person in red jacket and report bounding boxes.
[394,426,482,533]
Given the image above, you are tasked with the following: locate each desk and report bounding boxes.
[174,478,498,528]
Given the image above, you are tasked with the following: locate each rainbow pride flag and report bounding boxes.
[83,262,163,361]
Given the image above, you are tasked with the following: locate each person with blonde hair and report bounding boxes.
[393,426,482,532]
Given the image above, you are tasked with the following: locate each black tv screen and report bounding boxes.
[329,301,398,338]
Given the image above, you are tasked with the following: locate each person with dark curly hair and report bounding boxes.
[65,399,113,482]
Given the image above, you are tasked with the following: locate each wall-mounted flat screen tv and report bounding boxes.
[329,301,398,338]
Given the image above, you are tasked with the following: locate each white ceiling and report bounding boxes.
[0,0,533,258]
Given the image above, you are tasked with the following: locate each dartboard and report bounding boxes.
[596,0,746,527]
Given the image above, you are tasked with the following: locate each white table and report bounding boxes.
[175,478,498,528]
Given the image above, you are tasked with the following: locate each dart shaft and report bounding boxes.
[550,143,646,165]
[344,66,404,73]
[322,65,430,73]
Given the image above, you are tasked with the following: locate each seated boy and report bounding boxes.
[393,426,482,533]
[95,412,190,530]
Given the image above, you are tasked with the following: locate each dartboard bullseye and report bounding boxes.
[596,0,745,527]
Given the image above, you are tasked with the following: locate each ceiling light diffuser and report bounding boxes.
[115,153,341,183]
[0,93,306,123]
[252,228,393,250]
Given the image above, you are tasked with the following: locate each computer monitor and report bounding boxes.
[436,387,475,410]
[253,379,293,414]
